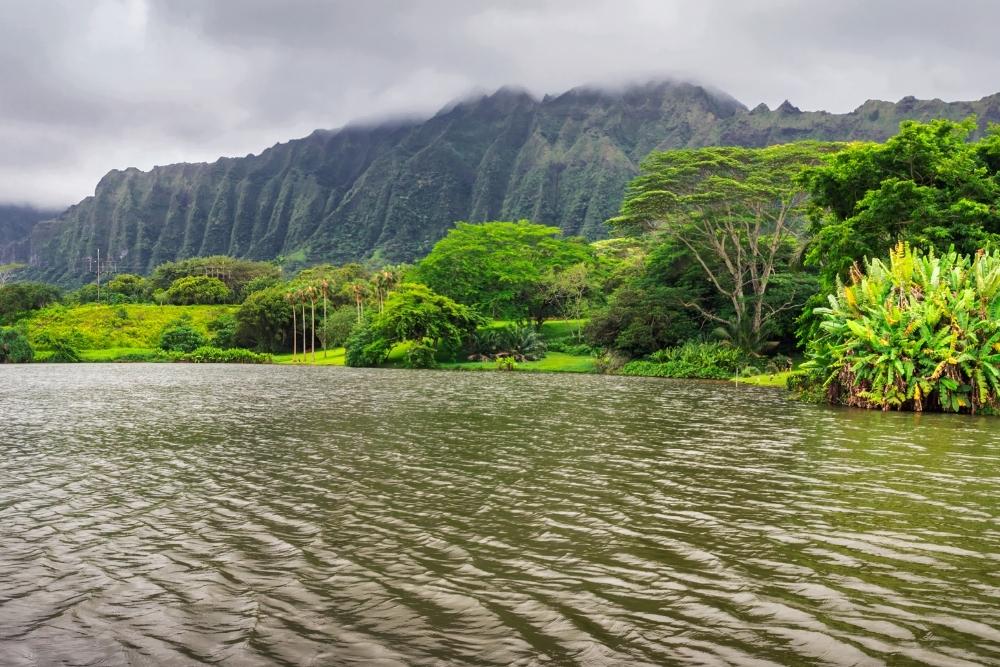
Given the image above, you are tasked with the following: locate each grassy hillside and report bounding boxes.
[25,303,236,350]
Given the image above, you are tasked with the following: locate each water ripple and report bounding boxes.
[1,364,998,665]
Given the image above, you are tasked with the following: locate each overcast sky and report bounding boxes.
[2,0,998,208]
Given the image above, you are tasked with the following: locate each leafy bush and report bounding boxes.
[235,286,292,352]
[105,274,150,301]
[39,333,82,363]
[181,346,271,364]
[621,341,752,379]
[547,341,595,356]
[0,282,61,325]
[165,276,232,305]
[206,313,238,348]
[401,340,437,369]
[319,305,357,349]
[802,243,1000,413]
[159,320,208,353]
[471,324,547,361]
[0,327,33,363]
[344,317,391,367]
[496,356,517,371]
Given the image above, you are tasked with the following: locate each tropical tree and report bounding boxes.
[610,142,839,351]
[235,286,293,352]
[345,283,481,368]
[0,282,61,325]
[802,118,1000,289]
[417,220,594,322]
[165,275,232,305]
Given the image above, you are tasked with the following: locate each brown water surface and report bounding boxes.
[1,364,997,665]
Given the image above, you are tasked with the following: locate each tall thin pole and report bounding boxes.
[96,248,101,303]
[290,295,297,362]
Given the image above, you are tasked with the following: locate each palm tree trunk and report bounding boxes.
[291,302,297,361]
[311,298,316,363]
[301,303,307,363]
[322,292,328,358]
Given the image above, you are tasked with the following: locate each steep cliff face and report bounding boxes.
[19,81,1000,283]
[0,205,60,265]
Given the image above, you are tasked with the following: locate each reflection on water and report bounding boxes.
[1,364,998,665]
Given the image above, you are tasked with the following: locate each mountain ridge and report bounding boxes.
[10,80,1000,284]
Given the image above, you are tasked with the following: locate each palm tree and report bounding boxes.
[320,279,330,358]
[307,285,317,363]
[351,282,366,323]
[286,291,297,362]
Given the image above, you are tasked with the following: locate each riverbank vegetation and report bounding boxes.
[4,117,1000,414]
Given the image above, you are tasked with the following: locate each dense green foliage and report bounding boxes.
[20,82,1000,285]
[802,244,1000,413]
[181,346,271,364]
[165,276,232,305]
[0,327,33,363]
[25,304,232,350]
[345,284,481,368]
[158,320,208,353]
[804,120,1000,289]
[470,324,548,361]
[151,256,281,295]
[234,287,292,352]
[621,342,752,379]
[318,306,357,348]
[611,142,838,350]
[0,282,61,324]
[418,221,593,321]
[39,333,82,363]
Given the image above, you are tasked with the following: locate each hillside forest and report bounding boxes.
[3,118,1000,413]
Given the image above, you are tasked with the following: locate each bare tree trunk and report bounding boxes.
[291,302,297,361]
[311,298,316,363]
[322,291,328,358]
[301,303,307,363]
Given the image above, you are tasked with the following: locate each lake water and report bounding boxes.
[1,364,998,666]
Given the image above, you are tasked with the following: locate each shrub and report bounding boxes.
[401,340,437,369]
[471,324,547,361]
[344,318,391,367]
[181,346,271,364]
[0,327,33,363]
[319,306,357,349]
[159,320,208,353]
[165,276,232,305]
[235,286,292,352]
[0,282,61,324]
[105,274,150,301]
[206,313,238,349]
[39,333,82,363]
[802,243,1000,413]
[547,341,595,356]
[621,341,752,379]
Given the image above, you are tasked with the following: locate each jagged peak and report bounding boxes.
[750,102,770,114]
[776,100,802,114]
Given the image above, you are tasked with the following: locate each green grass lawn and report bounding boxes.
[441,352,596,374]
[80,347,158,361]
[731,370,801,388]
[272,347,346,366]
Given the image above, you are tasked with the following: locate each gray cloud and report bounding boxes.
[1,0,998,207]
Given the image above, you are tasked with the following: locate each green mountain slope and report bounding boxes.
[18,81,1000,283]
[0,205,60,265]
